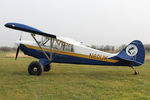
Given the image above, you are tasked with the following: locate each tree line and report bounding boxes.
[91,44,150,53]
[0,44,150,53]
[0,47,16,52]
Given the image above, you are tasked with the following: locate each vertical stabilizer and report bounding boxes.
[117,40,145,66]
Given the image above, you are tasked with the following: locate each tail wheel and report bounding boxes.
[28,61,43,75]
[44,64,51,72]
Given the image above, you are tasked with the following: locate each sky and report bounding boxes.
[0,0,150,47]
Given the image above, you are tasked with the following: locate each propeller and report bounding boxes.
[15,46,20,60]
[15,33,22,60]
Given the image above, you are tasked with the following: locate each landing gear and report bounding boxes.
[28,61,43,75]
[130,66,139,75]
[134,70,139,75]
[44,64,51,72]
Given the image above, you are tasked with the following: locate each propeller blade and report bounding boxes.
[19,33,22,41]
[15,46,20,60]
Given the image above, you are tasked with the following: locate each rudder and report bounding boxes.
[117,40,145,66]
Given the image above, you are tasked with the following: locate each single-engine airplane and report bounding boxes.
[5,23,145,75]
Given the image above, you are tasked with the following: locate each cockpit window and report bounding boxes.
[42,39,49,45]
[40,37,74,52]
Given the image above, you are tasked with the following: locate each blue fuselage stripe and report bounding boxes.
[19,44,132,66]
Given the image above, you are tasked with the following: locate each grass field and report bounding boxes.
[0,52,150,100]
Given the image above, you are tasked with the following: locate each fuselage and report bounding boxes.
[17,39,130,66]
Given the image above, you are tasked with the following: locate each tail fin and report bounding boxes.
[117,40,145,66]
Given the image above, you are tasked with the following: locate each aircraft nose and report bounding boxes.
[15,40,21,47]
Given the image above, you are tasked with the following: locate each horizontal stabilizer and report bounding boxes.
[5,23,56,38]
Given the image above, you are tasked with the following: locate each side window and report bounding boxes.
[43,39,50,47]
[40,38,74,52]
[53,40,74,52]
[40,38,50,48]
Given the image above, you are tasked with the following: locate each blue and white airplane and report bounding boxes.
[5,23,145,75]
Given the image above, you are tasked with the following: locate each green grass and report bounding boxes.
[0,52,150,100]
[145,51,150,55]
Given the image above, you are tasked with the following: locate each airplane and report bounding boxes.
[4,23,145,76]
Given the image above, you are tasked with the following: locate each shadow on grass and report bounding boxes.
[43,71,135,80]
[11,69,137,81]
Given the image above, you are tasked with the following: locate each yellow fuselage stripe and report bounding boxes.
[24,44,119,63]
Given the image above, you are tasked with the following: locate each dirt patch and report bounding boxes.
[6,52,30,58]
[145,55,150,61]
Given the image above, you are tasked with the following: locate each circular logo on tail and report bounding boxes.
[126,44,138,56]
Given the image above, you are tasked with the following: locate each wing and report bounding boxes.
[5,23,56,38]
[57,36,82,46]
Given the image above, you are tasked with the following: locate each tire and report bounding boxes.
[28,61,43,75]
[44,64,51,72]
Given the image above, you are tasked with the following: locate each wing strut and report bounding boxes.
[50,37,54,61]
[31,33,52,61]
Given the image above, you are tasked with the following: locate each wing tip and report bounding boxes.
[4,22,56,38]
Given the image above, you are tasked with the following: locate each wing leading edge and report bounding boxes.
[5,23,56,38]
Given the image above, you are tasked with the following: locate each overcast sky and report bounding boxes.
[0,0,150,47]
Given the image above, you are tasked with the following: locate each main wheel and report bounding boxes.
[44,64,51,72]
[28,61,43,75]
